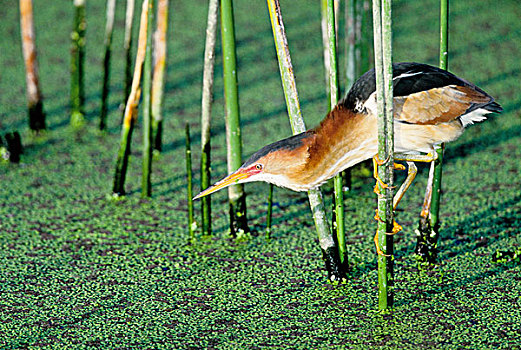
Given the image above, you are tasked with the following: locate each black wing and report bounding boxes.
[340,62,501,120]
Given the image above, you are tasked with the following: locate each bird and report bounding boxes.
[194,62,502,253]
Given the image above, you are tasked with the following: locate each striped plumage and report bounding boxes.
[194,62,502,198]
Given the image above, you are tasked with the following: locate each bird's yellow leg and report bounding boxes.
[373,155,388,194]
[420,162,435,218]
[394,151,438,164]
[372,155,405,195]
[391,152,438,209]
[372,151,436,256]
[373,226,403,256]
[374,210,403,256]
[374,210,403,233]
[393,161,417,210]
[374,231,387,256]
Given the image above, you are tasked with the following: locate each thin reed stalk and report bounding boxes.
[141,0,155,198]
[325,0,347,269]
[416,0,448,263]
[267,0,346,283]
[372,0,394,310]
[123,0,135,120]
[20,0,46,132]
[113,0,150,196]
[99,0,116,131]
[70,0,86,127]
[221,0,249,236]
[186,123,196,239]
[200,0,219,236]
[345,0,357,90]
[151,0,169,152]
[320,0,331,110]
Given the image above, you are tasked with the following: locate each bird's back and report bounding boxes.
[334,62,502,153]
[340,62,502,124]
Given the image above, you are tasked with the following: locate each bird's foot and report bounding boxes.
[374,232,389,256]
[394,163,406,171]
[373,154,390,166]
[373,156,389,194]
[372,156,403,195]
[374,210,403,233]
[373,154,406,170]
[374,210,403,256]
[374,209,381,222]
[373,177,390,195]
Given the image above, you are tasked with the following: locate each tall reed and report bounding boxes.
[123,0,135,120]
[372,0,395,310]
[325,0,347,269]
[70,0,86,127]
[113,0,150,196]
[99,0,116,131]
[20,0,46,132]
[416,0,449,263]
[200,0,219,236]
[267,0,346,282]
[141,0,155,198]
[220,0,249,236]
[151,0,169,152]
[186,123,196,239]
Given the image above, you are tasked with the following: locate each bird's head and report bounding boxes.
[193,132,311,200]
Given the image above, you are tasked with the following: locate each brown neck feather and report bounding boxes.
[292,106,377,188]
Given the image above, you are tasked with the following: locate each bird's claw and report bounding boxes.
[373,156,388,194]
[373,171,393,195]
[372,156,403,195]
[374,209,382,222]
[374,210,402,256]
[374,210,403,233]
[373,181,397,195]
[394,163,406,171]
[391,220,403,234]
[373,154,390,166]
[374,232,389,256]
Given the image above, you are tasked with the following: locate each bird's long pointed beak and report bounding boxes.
[193,170,250,200]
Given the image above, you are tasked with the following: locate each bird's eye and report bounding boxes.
[255,164,263,171]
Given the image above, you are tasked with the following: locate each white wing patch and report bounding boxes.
[459,108,490,127]
[354,98,365,113]
[362,92,377,115]
[393,71,423,80]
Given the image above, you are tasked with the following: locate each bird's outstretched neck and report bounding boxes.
[298,106,376,189]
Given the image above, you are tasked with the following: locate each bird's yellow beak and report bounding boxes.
[193,170,250,200]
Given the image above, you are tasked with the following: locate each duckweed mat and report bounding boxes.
[1,0,520,348]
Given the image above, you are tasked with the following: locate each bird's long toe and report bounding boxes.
[374,232,390,257]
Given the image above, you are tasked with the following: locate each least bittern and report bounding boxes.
[194,62,502,263]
